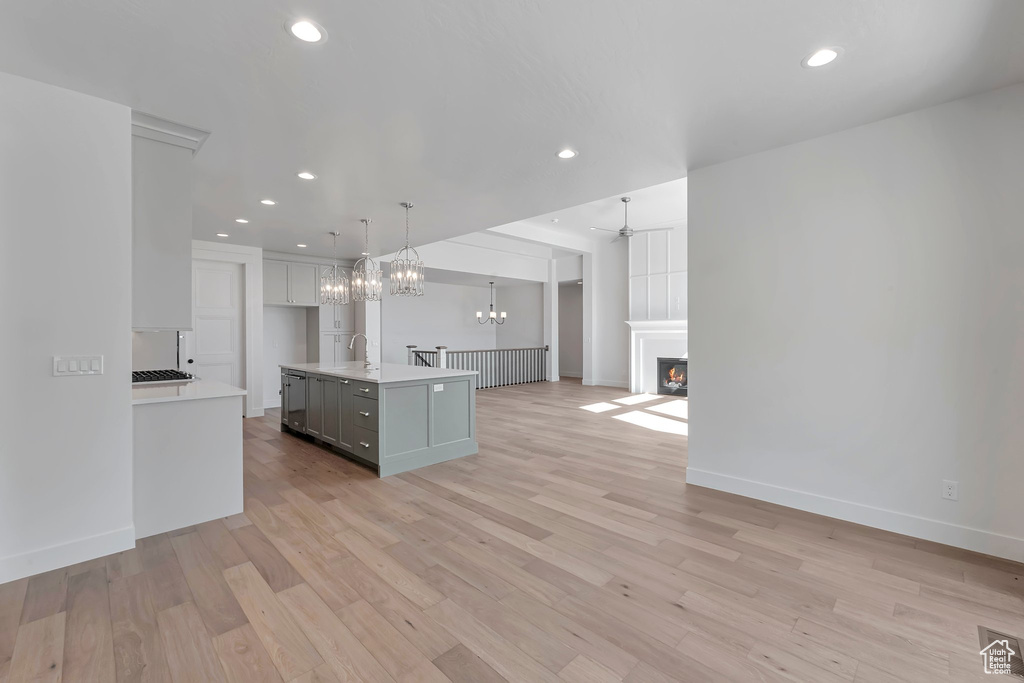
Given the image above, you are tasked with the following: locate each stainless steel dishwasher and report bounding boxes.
[282,370,307,432]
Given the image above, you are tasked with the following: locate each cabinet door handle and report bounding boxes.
[339,379,349,384]
[358,410,370,417]
[359,387,370,393]
[359,441,371,448]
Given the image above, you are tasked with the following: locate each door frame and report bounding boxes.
[192,240,264,417]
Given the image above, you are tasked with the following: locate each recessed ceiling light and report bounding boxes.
[260,199,277,205]
[550,218,559,223]
[216,233,229,238]
[297,171,317,180]
[589,226,597,230]
[288,19,326,43]
[802,48,839,68]
[297,244,307,248]
[235,218,248,224]
[557,149,578,159]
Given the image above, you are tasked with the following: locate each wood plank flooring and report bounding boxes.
[3,379,1023,681]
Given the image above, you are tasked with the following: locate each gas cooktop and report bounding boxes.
[131,369,197,384]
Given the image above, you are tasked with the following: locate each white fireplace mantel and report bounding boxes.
[626,319,688,394]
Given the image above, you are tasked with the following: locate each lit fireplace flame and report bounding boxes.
[667,366,685,383]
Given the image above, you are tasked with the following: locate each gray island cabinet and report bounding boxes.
[280,361,478,476]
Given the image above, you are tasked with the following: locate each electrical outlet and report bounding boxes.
[942,480,959,501]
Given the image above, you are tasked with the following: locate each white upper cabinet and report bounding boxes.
[263,260,289,304]
[264,260,319,306]
[131,135,193,330]
[289,263,319,305]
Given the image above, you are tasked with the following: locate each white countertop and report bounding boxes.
[280,361,477,384]
[132,379,247,405]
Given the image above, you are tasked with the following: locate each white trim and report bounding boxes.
[0,525,135,585]
[560,371,583,378]
[686,468,1024,563]
[263,250,355,268]
[131,111,210,155]
[192,240,264,417]
[583,378,629,388]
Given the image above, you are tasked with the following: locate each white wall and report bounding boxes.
[263,306,307,407]
[556,255,583,282]
[496,284,545,349]
[688,84,1024,561]
[558,284,583,377]
[380,281,497,364]
[0,73,134,582]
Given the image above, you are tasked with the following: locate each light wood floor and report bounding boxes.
[2,380,1023,682]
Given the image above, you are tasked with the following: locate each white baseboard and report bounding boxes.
[0,524,136,584]
[560,371,583,378]
[686,468,1024,563]
[583,378,629,389]
[263,397,281,409]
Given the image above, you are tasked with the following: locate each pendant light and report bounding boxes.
[320,231,350,305]
[352,218,382,302]
[476,281,507,325]
[390,202,424,296]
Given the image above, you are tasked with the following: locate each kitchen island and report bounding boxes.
[132,379,246,538]
[279,362,477,476]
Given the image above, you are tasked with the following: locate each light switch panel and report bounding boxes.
[433,383,444,392]
[53,355,104,377]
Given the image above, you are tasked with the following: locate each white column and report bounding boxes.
[543,259,559,381]
[582,252,594,385]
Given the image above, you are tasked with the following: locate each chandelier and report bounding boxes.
[320,231,350,306]
[352,218,382,302]
[476,281,506,325]
[390,202,424,297]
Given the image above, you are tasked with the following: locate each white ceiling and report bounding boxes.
[1,1,1023,258]
[508,178,688,243]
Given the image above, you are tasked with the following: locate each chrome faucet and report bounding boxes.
[348,333,373,368]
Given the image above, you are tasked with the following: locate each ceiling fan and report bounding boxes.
[590,197,676,242]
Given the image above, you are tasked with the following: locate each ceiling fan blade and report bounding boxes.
[589,226,618,233]
[610,234,624,243]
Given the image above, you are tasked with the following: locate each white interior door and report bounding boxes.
[182,260,245,399]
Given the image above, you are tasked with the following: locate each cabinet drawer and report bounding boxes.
[351,396,378,432]
[350,380,378,400]
[349,426,378,464]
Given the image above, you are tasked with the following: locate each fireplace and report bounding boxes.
[657,357,687,396]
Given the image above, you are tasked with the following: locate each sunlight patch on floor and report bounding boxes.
[580,402,620,413]
[647,400,688,419]
[613,410,688,435]
[612,394,661,406]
